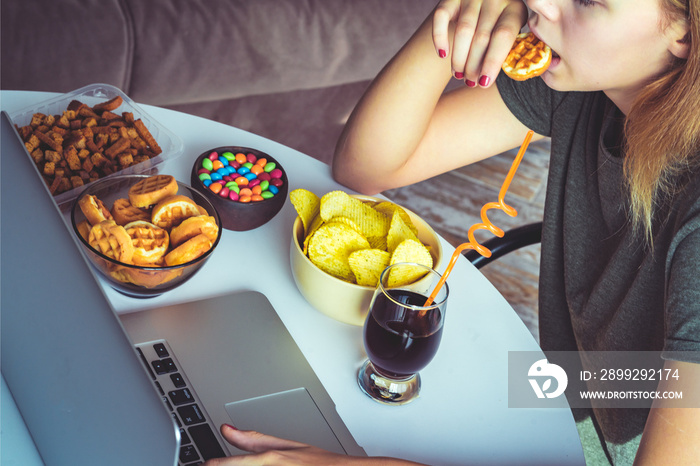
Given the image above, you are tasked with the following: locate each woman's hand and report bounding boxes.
[202,425,348,465]
[432,0,527,87]
[203,424,422,465]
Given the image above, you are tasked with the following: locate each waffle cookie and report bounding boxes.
[502,32,552,81]
[111,198,151,225]
[78,194,113,225]
[115,265,183,288]
[170,215,219,247]
[128,174,178,208]
[124,221,170,265]
[151,195,201,229]
[88,220,134,263]
[165,234,213,266]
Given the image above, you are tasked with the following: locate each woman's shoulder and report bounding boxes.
[669,163,700,232]
[495,72,602,137]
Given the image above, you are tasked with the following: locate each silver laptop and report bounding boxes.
[0,111,364,465]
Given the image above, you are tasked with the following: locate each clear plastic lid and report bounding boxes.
[9,83,184,208]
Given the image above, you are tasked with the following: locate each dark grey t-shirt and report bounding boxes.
[496,72,700,465]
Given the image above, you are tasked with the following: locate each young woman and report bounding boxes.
[205,1,700,464]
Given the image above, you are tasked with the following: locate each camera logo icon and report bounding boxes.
[528,359,568,399]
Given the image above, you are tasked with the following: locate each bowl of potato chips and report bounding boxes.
[289,189,442,326]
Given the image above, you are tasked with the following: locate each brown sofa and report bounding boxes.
[1,0,434,163]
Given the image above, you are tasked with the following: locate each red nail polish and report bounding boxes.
[438,49,447,58]
[454,71,464,79]
[478,75,491,87]
[466,80,477,88]
[224,424,238,430]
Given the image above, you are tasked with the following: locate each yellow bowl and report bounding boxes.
[289,195,443,326]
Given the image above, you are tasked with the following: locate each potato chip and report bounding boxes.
[307,216,367,256]
[387,210,420,252]
[348,249,390,287]
[373,201,417,235]
[308,222,370,282]
[330,216,363,235]
[319,191,354,221]
[387,239,433,287]
[302,215,325,255]
[290,188,320,236]
[386,262,430,288]
[367,235,388,252]
[320,191,389,240]
[390,239,433,268]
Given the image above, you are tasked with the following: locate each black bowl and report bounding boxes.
[190,146,288,231]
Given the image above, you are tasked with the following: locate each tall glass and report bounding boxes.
[358,262,448,405]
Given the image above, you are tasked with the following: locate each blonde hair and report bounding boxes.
[624,0,699,243]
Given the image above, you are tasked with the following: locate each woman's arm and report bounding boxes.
[332,1,535,195]
[634,359,700,465]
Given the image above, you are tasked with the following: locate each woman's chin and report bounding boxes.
[540,68,564,91]
[540,56,566,89]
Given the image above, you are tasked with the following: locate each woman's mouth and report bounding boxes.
[550,49,561,68]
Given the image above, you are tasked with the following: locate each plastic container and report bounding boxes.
[9,83,184,208]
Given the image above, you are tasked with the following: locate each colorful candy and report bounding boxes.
[199,151,284,203]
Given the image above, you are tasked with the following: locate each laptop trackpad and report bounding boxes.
[225,388,346,455]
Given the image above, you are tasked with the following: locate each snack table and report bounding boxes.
[1,90,585,465]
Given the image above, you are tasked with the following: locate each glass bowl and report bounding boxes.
[71,175,221,298]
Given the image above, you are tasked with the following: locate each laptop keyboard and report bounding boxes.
[136,340,227,465]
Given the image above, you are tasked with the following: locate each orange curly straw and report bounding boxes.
[422,130,534,308]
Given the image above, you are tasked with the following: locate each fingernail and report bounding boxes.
[224,424,238,430]
[466,79,477,88]
[438,49,447,58]
[454,71,464,79]
[478,75,491,87]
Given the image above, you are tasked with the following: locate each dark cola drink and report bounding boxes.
[364,289,445,379]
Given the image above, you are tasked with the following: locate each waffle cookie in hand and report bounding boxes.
[502,32,552,81]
